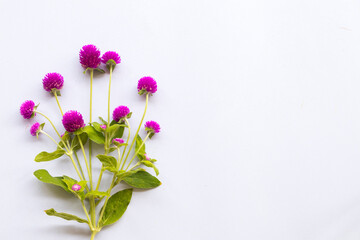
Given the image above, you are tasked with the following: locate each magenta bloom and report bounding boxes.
[42,73,64,92]
[79,44,101,69]
[20,100,36,119]
[100,124,107,129]
[71,184,81,191]
[137,76,157,94]
[144,121,161,133]
[30,122,41,136]
[112,138,124,145]
[101,51,121,64]
[62,110,85,132]
[112,106,130,122]
[144,153,150,160]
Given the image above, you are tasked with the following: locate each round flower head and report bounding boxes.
[71,184,82,191]
[62,110,85,132]
[42,72,64,92]
[137,76,157,95]
[144,153,150,160]
[79,44,101,69]
[112,138,124,144]
[144,121,160,138]
[20,100,36,119]
[100,124,107,130]
[112,106,130,122]
[102,51,121,65]
[30,122,41,136]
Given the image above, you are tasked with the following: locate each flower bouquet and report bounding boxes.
[19,45,161,240]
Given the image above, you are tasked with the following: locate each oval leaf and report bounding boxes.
[123,171,161,189]
[35,149,66,162]
[83,125,105,144]
[45,208,88,224]
[34,169,69,192]
[71,132,88,151]
[100,189,133,226]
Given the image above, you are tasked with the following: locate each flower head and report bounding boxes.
[71,184,82,191]
[137,76,157,95]
[42,73,64,92]
[62,110,85,132]
[113,138,124,144]
[112,106,130,122]
[79,44,101,69]
[102,51,121,65]
[144,153,151,160]
[20,100,36,119]
[30,122,41,136]
[100,124,107,130]
[144,120,160,138]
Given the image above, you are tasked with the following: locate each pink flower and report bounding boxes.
[79,44,101,69]
[112,106,130,122]
[112,138,124,145]
[137,76,157,95]
[20,100,36,119]
[71,184,81,191]
[42,73,64,92]
[101,51,121,65]
[100,124,107,129]
[62,111,85,132]
[30,122,41,136]
[144,120,161,134]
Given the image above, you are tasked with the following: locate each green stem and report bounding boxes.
[107,66,113,126]
[122,93,149,168]
[40,130,63,149]
[54,91,64,115]
[35,111,62,139]
[68,153,85,182]
[81,200,93,228]
[90,231,97,240]
[95,168,104,191]
[78,135,92,188]
[120,118,131,170]
[125,132,150,171]
[117,147,122,169]
[74,151,86,182]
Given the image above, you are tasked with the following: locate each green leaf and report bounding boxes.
[33,169,69,192]
[141,160,159,176]
[62,177,87,200]
[83,125,105,144]
[123,171,161,189]
[99,116,108,125]
[71,132,88,151]
[45,208,88,224]
[35,149,66,162]
[95,67,105,73]
[92,122,103,132]
[96,155,117,172]
[107,124,126,139]
[100,189,133,226]
[135,135,146,160]
[85,191,110,199]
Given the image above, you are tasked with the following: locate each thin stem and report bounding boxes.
[40,130,63,149]
[97,176,116,228]
[107,65,113,126]
[122,93,149,168]
[125,133,150,171]
[81,200,93,228]
[90,69,93,123]
[68,153,85,182]
[74,151,86,181]
[95,168,104,191]
[54,91,64,115]
[90,231,97,240]
[117,147,122,169]
[120,118,131,170]
[78,135,92,188]
[35,111,62,139]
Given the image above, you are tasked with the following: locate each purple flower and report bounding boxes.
[144,153,150,160]
[71,184,82,191]
[20,100,36,119]
[62,110,85,132]
[100,124,107,129]
[30,122,41,136]
[42,73,64,92]
[137,76,157,94]
[112,106,130,122]
[79,44,101,69]
[112,138,124,145]
[144,121,161,134]
[101,51,121,65]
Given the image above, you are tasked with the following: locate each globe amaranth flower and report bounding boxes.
[112,106,130,122]
[112,138,124,144]
[101,51,121,68]
[42,72,64,93]
[144,120,160,138]
[30,122,41,136]
[20,100,36,119]
[62,110,85,132]
[79,44,101,69]
[144,153,151,160]
[137,76,157,95]
[71,184,82,191]
[100,124,107,130]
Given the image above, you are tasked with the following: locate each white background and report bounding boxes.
[1,0,360,239]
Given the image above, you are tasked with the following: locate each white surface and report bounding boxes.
[1,0,360,239]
